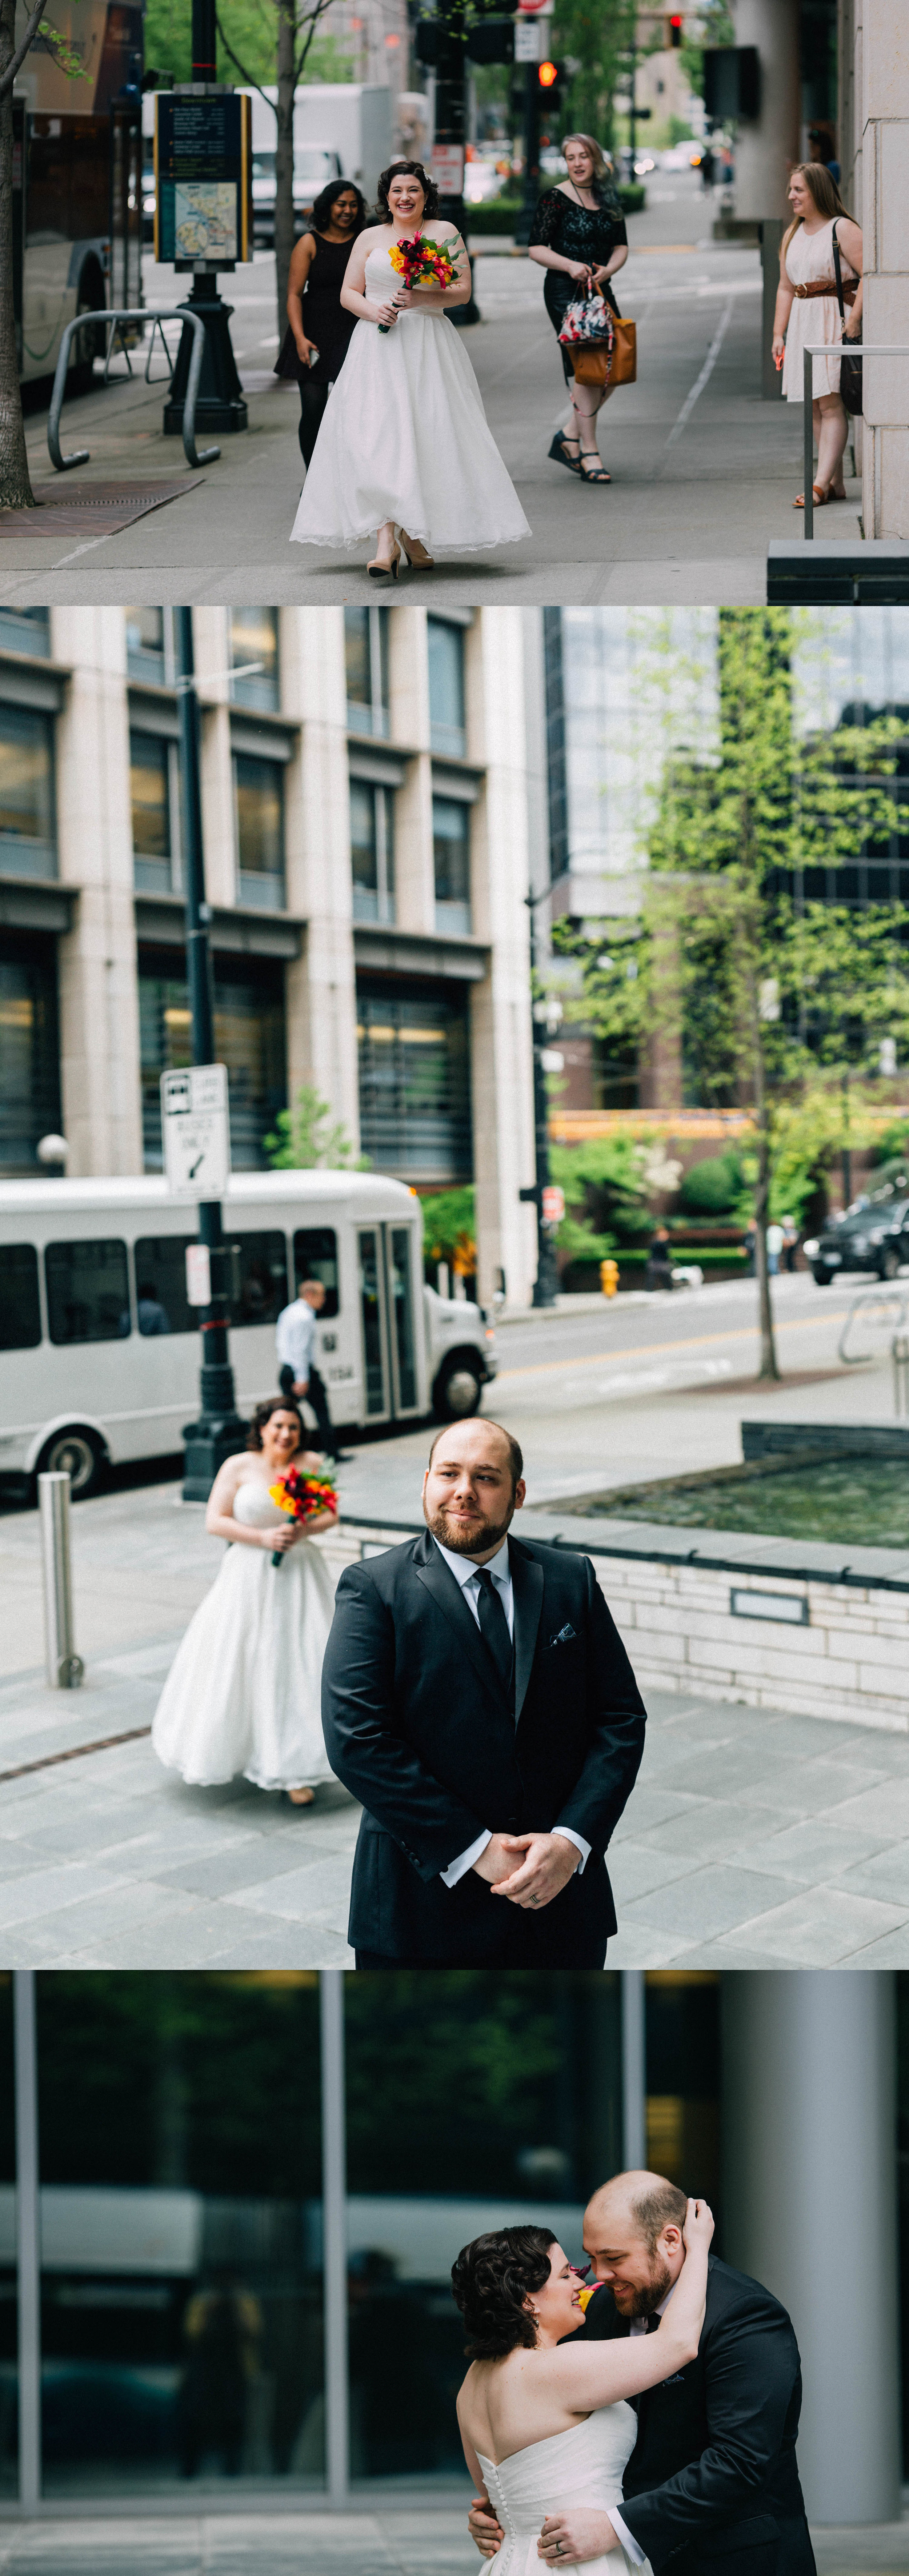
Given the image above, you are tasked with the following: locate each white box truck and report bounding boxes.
[248,84,393,242]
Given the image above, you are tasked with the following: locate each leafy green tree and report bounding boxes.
[554,610,908,1379]
[420,1185,477,1279]
[213,0,340,343]
[265,1081,368,1169]
[548,1133,652,1266]
[550,0,636,151]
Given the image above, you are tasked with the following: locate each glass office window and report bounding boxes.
[344,1974,621,2480]
[357,981,472,1183]
[133,1237,196,1336]
[139,953,287,1173]
[45,1239,130,1344]
[345,608,389,738]
[0,943,62,1174]
[131,731,175,893]
[0,706,56,879]
[292,1227,339,1317]
[35,1973,325,2496]
[235,756,285,911]
[645,1972,721,2214]
[433,796,471,935]
[0,1975,15,2496]
[125,607,168,684]
[0,1241,41,1348]
[231,611,279,712]
[0,607,50,656]
[427,619,466,758]
[350,779,395,923]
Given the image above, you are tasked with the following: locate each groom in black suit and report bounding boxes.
[321,1417,646,1966]
[470,2170,816,2576]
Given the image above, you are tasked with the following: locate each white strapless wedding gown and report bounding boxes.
[290,242,530,553]
[477,2406,652,2576]
[152,1479,337,1792]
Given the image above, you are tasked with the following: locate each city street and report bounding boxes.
[0,173,861,607]
[3,1273,908,1969]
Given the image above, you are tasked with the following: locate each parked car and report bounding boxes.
[802,1163,909,1285]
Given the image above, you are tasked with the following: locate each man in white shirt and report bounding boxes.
[276,1273,343,1461]
[321,1416,647,1965]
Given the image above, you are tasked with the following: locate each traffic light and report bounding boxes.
[537,56,566,114]
[665,10,683,42]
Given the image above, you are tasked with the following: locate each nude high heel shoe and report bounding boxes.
[400,532,435,569]
[367,540,400,580]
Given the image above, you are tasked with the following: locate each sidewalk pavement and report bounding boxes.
[2,1468,909,1964]
[1,2509,908,2576]
[0,172,861,608]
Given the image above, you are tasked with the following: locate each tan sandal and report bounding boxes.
[794,484,828,509]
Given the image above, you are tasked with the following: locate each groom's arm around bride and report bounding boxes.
[321,1418,646,1966]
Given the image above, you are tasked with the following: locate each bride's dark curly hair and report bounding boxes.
[376,158,440,220]
[451,2227,557,2359]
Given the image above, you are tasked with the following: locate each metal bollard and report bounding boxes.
[38,1472,84,1689]
[894,1333,909,1419]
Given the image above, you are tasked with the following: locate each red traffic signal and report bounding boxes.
[668,9,683,40]
[538,58,558,85]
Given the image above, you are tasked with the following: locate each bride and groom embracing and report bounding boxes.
[455,2170,816,2576]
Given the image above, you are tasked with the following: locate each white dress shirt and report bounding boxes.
[275,1298,317,1382]
[610,2283,677,2565]
[433,1533,591,1889]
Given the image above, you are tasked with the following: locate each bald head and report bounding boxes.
[582,2171,689,2319]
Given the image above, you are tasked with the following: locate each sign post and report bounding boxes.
[154,0,252,440]
[171,606,247,1501]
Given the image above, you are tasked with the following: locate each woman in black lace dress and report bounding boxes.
[528,134,628,484]
[275,178,367,466]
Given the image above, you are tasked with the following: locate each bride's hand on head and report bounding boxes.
[683,2198,714,2253]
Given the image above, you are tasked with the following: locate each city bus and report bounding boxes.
[12,0,142,387]
[0,1169,496,1496]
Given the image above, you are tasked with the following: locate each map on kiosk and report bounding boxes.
[174,183,239,263]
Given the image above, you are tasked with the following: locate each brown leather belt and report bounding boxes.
[793,276,857,302]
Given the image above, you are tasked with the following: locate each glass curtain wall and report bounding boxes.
[343,1972,622,2481]
[34,1974,324,2497]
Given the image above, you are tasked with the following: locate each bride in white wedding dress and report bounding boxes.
[290,160,530,575]
[453,2204,713,2576]
[152,1397,338,1804]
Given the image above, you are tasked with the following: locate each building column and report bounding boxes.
[861,0,909,538]
[721,1972,900,2525]
[468,610,536,1311]
[281,611,360,1149]
[731,0,801,223]
[51,608,143,1177]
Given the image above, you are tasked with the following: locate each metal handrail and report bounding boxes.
[838,1283,909,1366]
[802,343,909,538]
[48,306,221,474]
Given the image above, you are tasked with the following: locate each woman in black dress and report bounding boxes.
[528,133,629,484]
[275,178,367,466]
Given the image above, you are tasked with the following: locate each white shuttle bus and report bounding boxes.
[0,1169,496,1497]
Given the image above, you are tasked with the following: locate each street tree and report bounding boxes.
[553,608,908,1379]
[550,0,635,148]
[215,0,337,336]
[0,0,85,506]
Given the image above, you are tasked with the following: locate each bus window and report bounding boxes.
[134,1237,196,1335]
[229,1231,289,1329]
[27,117,109,245]
[292,1227,339,1318]
[0,1243,41,1349]
[45,1240,131,1344]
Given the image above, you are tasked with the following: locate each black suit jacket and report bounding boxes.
[320,1525,646,1963]
[576,2263,816,2576]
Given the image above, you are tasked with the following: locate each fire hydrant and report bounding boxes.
[600,1258,619,1298]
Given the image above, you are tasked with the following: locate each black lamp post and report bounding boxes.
[427,0,482,324]
[519,883,563,1307]
[163,0,248,439]
[175,606,247,1501]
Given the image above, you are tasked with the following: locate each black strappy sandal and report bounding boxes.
[579,454,611,483]
[548,430,582,474]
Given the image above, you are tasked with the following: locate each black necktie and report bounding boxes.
[474,1567,513,1695]
[646,2314,660,2333]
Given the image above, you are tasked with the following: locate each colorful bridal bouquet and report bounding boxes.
[268,1466,337,1568]
[378,234,460,331]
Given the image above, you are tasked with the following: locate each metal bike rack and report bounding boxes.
[894,1333,909,1417]
[838,1283,909,1366]
[802,344,909,539]
[47,305,220,474]
[37,1471,84,1689]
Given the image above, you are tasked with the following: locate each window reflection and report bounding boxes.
[343,1972,621,2481]
[36,1973,325,2495]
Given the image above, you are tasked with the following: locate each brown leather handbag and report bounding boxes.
[574,313,636,386]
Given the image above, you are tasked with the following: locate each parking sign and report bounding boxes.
[161,1064,231,1200]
